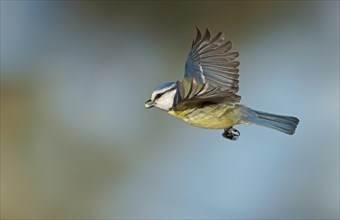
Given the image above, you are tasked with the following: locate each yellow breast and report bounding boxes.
[168,104,242,129]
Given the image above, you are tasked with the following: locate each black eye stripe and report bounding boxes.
[155,93,162,99]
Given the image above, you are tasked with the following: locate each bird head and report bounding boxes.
[145,82,178,111]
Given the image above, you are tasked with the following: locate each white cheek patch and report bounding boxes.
[155,89,177,111]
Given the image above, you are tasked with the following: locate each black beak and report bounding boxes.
[145,99,154,108]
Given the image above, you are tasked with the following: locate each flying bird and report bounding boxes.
[145,28,299,140]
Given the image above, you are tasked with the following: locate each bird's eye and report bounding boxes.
[155,93,162,100]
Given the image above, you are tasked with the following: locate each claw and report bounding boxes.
[222,127,240,141]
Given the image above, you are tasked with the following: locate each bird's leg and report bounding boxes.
[222,127,240,141]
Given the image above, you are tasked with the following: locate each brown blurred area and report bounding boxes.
[1,80,128,218]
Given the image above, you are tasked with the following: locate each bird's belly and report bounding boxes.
[168,105,241,129]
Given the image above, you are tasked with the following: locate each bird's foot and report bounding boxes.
[222,127,240,141]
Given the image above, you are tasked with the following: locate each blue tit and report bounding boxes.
[145,28,299,140]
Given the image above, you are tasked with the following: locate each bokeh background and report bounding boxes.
[1,1,339,219]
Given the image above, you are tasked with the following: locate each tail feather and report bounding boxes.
[244,109,299,135]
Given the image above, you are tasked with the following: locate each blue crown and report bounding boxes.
[154,82,175,91]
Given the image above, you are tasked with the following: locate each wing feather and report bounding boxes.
[184,28,240,96]
[174,78,240,110]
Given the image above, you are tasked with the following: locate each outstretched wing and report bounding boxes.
[184,28,240,94]
[174,78,240,110]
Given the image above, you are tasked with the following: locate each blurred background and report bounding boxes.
[1,1,339,219]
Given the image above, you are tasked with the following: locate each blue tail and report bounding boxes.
[242,108,299,135]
